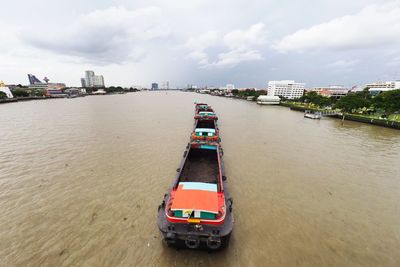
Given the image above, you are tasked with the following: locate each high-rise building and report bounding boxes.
[81,78,86,87]
[82,70,105,87]
[267,80,305,99]
[151,83,159,90]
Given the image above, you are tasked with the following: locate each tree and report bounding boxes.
[0,91,7,99]
[373,89,400,114]
[12,89,29,97]
[334,91,371,113]
[301,91,332,107]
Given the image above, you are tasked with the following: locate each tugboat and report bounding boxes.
[157,104,233,250]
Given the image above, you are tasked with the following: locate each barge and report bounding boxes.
[157,104,233,250]
[194,103,218,120]
[191,117,220,142]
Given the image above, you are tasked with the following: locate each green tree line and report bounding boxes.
[296,89,400,116]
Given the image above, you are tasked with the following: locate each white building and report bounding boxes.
[83,70,105,87]
[366,81,400,94]
[267,80,305,99]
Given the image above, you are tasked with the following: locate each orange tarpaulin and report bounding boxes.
[171,184,219,213]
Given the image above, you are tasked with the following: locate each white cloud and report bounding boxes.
[328,59,358,68]
[22,6,170,64]
[185,31,218,64]
[273,2,400,53]
[223,23,267,50]
[206,49,263,68]
[185,23,267,68]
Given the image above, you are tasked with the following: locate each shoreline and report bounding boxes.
[0,92,132,105]
[209,94,400,130]
[280,102,400,130]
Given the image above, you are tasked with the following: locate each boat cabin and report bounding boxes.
[191,119,219,141]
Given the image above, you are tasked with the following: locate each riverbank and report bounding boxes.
[0,96,49,104]
[280,102,400,130]
[0,92,134,105]
[203,93,400,130]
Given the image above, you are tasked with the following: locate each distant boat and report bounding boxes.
[304,110,322,119]
[92,89,106,95]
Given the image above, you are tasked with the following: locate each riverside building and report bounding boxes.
[82,70,105,88]
[267,80,305,99]
[366,81,400,95]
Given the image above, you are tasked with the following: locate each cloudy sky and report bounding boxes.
[1,0,400,88]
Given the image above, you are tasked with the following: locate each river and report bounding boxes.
[0,91,399,266]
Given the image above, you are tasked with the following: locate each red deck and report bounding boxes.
[170,184,219,213]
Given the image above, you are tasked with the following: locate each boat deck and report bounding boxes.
[179,149,219,184]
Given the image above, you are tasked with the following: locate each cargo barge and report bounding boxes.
[191,117,220,142]
[157,104,233,250]
[194,103,218,120]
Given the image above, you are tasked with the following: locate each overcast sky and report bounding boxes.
[1,0,400,88]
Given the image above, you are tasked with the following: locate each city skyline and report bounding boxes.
[1,0,400,88]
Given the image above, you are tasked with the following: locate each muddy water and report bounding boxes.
[0,91,399,266]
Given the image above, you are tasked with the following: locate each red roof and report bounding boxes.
[171,184,219,213]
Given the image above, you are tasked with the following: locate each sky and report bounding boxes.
[1,0,400,88]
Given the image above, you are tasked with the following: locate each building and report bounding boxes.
[27,74,65,91]
[366,81,400,95]
[267,80,305,99]
[366,81,400,90]
[151,83,159,90]
[311,86,349,99]
[82,70,105,87]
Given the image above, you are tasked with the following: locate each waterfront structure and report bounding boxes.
[151,83,159,90]
[257,95,280,105]
[45,88,66,98]
[92,89,106,95]
[0,81,14,98]
[82,70,105,88]
[267,80,305,99]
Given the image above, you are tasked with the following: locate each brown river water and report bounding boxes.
[0,91,399,266]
